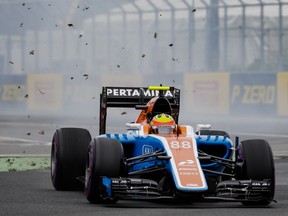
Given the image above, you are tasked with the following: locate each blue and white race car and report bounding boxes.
[51,86,275,206]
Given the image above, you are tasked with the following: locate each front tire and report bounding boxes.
[236,139,275,206]
[85,137,124,204]
[51,128,91,191]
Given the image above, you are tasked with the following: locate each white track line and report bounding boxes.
[0,136,51,146]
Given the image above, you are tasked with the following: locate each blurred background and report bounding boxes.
[0,0,288,129]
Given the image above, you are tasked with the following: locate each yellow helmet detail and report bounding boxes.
[150,113,175,134]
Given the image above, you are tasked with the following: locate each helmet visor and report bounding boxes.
[157,126,174,135]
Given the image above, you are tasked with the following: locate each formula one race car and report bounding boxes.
[51,86,275,206]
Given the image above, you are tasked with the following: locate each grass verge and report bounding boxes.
[0,156,50,172]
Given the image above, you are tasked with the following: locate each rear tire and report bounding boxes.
[51,128,91,191]
[236,139,275,206]
[85,137,124,204]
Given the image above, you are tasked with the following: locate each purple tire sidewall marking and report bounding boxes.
[51,133,58,184]
[85,142,94,197]
[237,145,244,160]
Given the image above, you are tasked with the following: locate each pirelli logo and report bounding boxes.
[106,87,174,98]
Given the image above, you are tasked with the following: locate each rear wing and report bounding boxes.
[99,86,180,134]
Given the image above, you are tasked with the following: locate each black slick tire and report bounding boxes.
[237,139,275,206]
[51,128,91,191]
[85,137,124,204]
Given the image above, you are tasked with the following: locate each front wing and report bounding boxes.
[98,177,273,202]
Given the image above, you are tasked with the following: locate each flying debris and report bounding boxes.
[154,32,158,39]
[172,58,179,63]
[38,130,45,135]
[38,89,45,94]
[83,74,89,80]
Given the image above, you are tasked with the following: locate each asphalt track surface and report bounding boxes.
[0,160,287,216]
[0,115,288,215]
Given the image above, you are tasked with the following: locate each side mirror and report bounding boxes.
[126,123,142,130]
[196,124,212,132]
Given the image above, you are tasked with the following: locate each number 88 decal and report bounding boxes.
[170,140,191,149]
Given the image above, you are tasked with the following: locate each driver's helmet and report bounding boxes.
[150,113,176,135]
